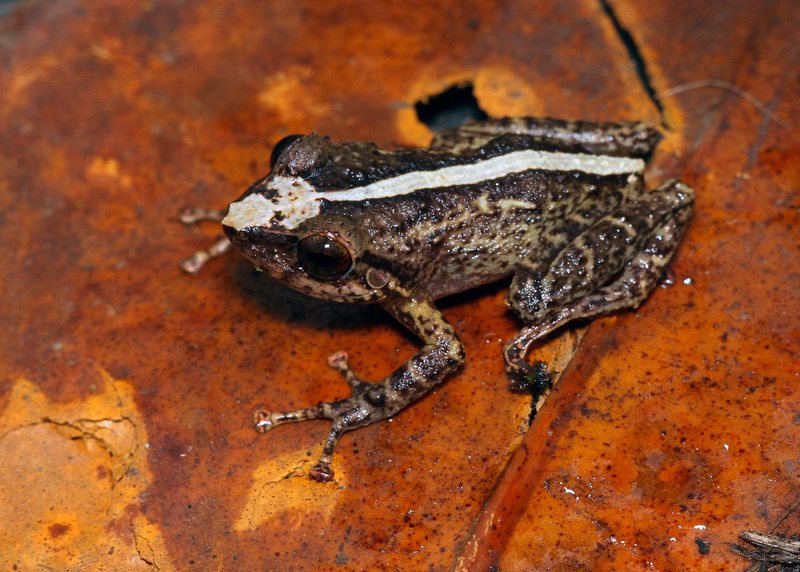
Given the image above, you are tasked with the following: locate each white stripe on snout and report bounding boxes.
[222,149,644,231]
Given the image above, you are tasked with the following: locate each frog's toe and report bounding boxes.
[327,350,373,394]
[508,359,555,397]
[180,236,232,274]
[309,461,335,482]
[253,407,275,432]
[327,351,350,372]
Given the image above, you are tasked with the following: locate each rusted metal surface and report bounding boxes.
[0,0,796,569]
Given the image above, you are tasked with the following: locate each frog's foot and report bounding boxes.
[179,207,231,274]
[179,206,227,225]
[253,354,384,482]
[253,399,365,482]
[180,236,231,274]
[512,360,555,397]
[503,312,571,382]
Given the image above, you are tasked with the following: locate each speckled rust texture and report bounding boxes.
[0,0,797,570]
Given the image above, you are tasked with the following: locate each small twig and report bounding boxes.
[658,79,790,129]
[730,497,800,571]
[769,497,800,534]
[740,530,800,556]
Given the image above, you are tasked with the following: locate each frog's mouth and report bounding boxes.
[222,224,297,272]
[222,223,295,245]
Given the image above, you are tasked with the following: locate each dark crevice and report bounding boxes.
[598,0,666,126]
[415,83,488,132]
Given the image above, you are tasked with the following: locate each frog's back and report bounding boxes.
[228,124,651,300]
[316,134,646,298]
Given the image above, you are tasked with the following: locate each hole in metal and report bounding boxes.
[415,83,488,131]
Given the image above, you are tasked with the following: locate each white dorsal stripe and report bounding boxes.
[222,149,644,231]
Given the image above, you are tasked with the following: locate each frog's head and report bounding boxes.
[222,135,391,303]
[223,205,386,303]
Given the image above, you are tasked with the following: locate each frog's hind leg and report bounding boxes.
[505,179,694,382]
[503,311,574,386]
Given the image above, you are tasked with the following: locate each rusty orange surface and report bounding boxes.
[0,0,797,570]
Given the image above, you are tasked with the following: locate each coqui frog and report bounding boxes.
[185,117,694,482]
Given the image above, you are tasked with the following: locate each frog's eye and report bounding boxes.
[296,234,353,280]
[270,134,303,170]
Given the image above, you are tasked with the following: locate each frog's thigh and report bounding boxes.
[556,187,693,320]
[505,180,693,369]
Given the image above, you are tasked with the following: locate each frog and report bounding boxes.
[183,117,694,482]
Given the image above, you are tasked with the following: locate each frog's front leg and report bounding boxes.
[504,179,694,384]
[253,289,464,482]
[178,207,232,274]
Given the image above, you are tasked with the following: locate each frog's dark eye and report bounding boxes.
[270,134,303,170]
[296,234,353,280]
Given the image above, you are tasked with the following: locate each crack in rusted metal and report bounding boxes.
[598,0,666,128]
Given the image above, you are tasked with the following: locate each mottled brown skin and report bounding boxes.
[220,117,694,482]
